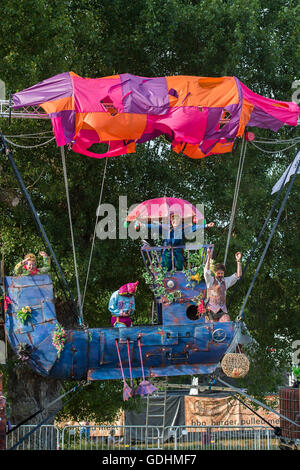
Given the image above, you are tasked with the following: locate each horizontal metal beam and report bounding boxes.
[0,100,49,120]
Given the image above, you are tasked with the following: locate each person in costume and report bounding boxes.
[108,281,139,328]
[137,213,214,271]
[204,248,242,322]
[14,251,51,276]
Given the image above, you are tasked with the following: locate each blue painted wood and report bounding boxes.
[4,273,235,381]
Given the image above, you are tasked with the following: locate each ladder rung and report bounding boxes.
[148,414,165,418]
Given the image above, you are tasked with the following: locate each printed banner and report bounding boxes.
[185,395,279,429]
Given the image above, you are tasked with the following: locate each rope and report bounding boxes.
[126,339,134,390]
[4,135,55,149]
[138,338,146,381]
[250,140,300,154]
[8,383,87,450]
[115,339,127,385]
[60,146,83,325]
[238,154,300,320]
[253,137,300,144]
[223,137,247,265]
[4,131,53,138]
[217,377,300,429]
[81,157,108,310]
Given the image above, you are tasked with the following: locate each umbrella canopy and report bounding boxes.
[126,197,204,222]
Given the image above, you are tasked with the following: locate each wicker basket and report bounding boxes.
[221,353,250,378]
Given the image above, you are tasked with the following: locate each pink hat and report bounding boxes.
[119,281,139,295]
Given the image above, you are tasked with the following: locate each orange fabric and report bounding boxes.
[80,112,147,141]
[173,141,234,159]
[237,99,254,137]
[166,76,239,108]
[40,96,74,114]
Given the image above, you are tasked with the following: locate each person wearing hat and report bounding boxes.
[204,248,242,322]
[136,213,214,271]
[14,251,51,276]
[108,281,139,328]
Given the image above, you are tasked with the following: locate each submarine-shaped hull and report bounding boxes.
[4,274,237,381]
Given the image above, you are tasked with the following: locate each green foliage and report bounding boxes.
[292,366,300,379]
[0,0,299,420]
[16,306,32,324]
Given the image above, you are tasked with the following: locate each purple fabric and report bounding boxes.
[111,316,132,327]
[136,128,166,143]
[203,108,223,139]
[246,107,284,131]
[49,110,75,143]
[136,380,157,397]
[120,74,169,115]
[168,88,179,98]
[13,72,73,109]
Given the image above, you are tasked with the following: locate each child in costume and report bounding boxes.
[14,251,51,276]
[108,281,139,328]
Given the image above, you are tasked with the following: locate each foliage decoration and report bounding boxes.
[52,324,67,358]
[16,306,32,324]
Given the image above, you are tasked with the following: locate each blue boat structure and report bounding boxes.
[3,243,247,383]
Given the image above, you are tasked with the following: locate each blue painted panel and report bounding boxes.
[194,326,212,351]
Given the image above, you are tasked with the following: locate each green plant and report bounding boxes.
[292,366,300,379]
[142,262,176,303]
[183,248,206,288]
[16,306,32,324]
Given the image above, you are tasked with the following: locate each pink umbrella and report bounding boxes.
[126,197,203,222]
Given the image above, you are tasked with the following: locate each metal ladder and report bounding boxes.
[145,388,167,449]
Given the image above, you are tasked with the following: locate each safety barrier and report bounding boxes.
[61,425,161,450]
[164,425,278,450]
[6,424,61,450]
[6,424,279,450]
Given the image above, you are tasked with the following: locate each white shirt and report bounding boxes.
[204,268,239,290]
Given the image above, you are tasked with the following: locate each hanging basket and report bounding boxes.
[221,353,250,378]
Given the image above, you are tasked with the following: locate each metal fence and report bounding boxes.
[6,424,279,450]
[164,425,278,450]
[6,424,61,450]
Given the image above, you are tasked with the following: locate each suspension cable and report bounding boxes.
[250,140,300,154]
[238,155,300,320]
[81,157,108,311]
[217,377,300,429]
[224,137,248,265]
[60,146,83,325]
[227,153,294,308]
[6,382,87,435]
[4,135,56,149]
[231,393,280,433]
[8,382,89,450]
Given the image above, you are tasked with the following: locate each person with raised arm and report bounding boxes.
[204,248,242,322]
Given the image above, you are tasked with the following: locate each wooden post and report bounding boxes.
[0,373,6,450]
